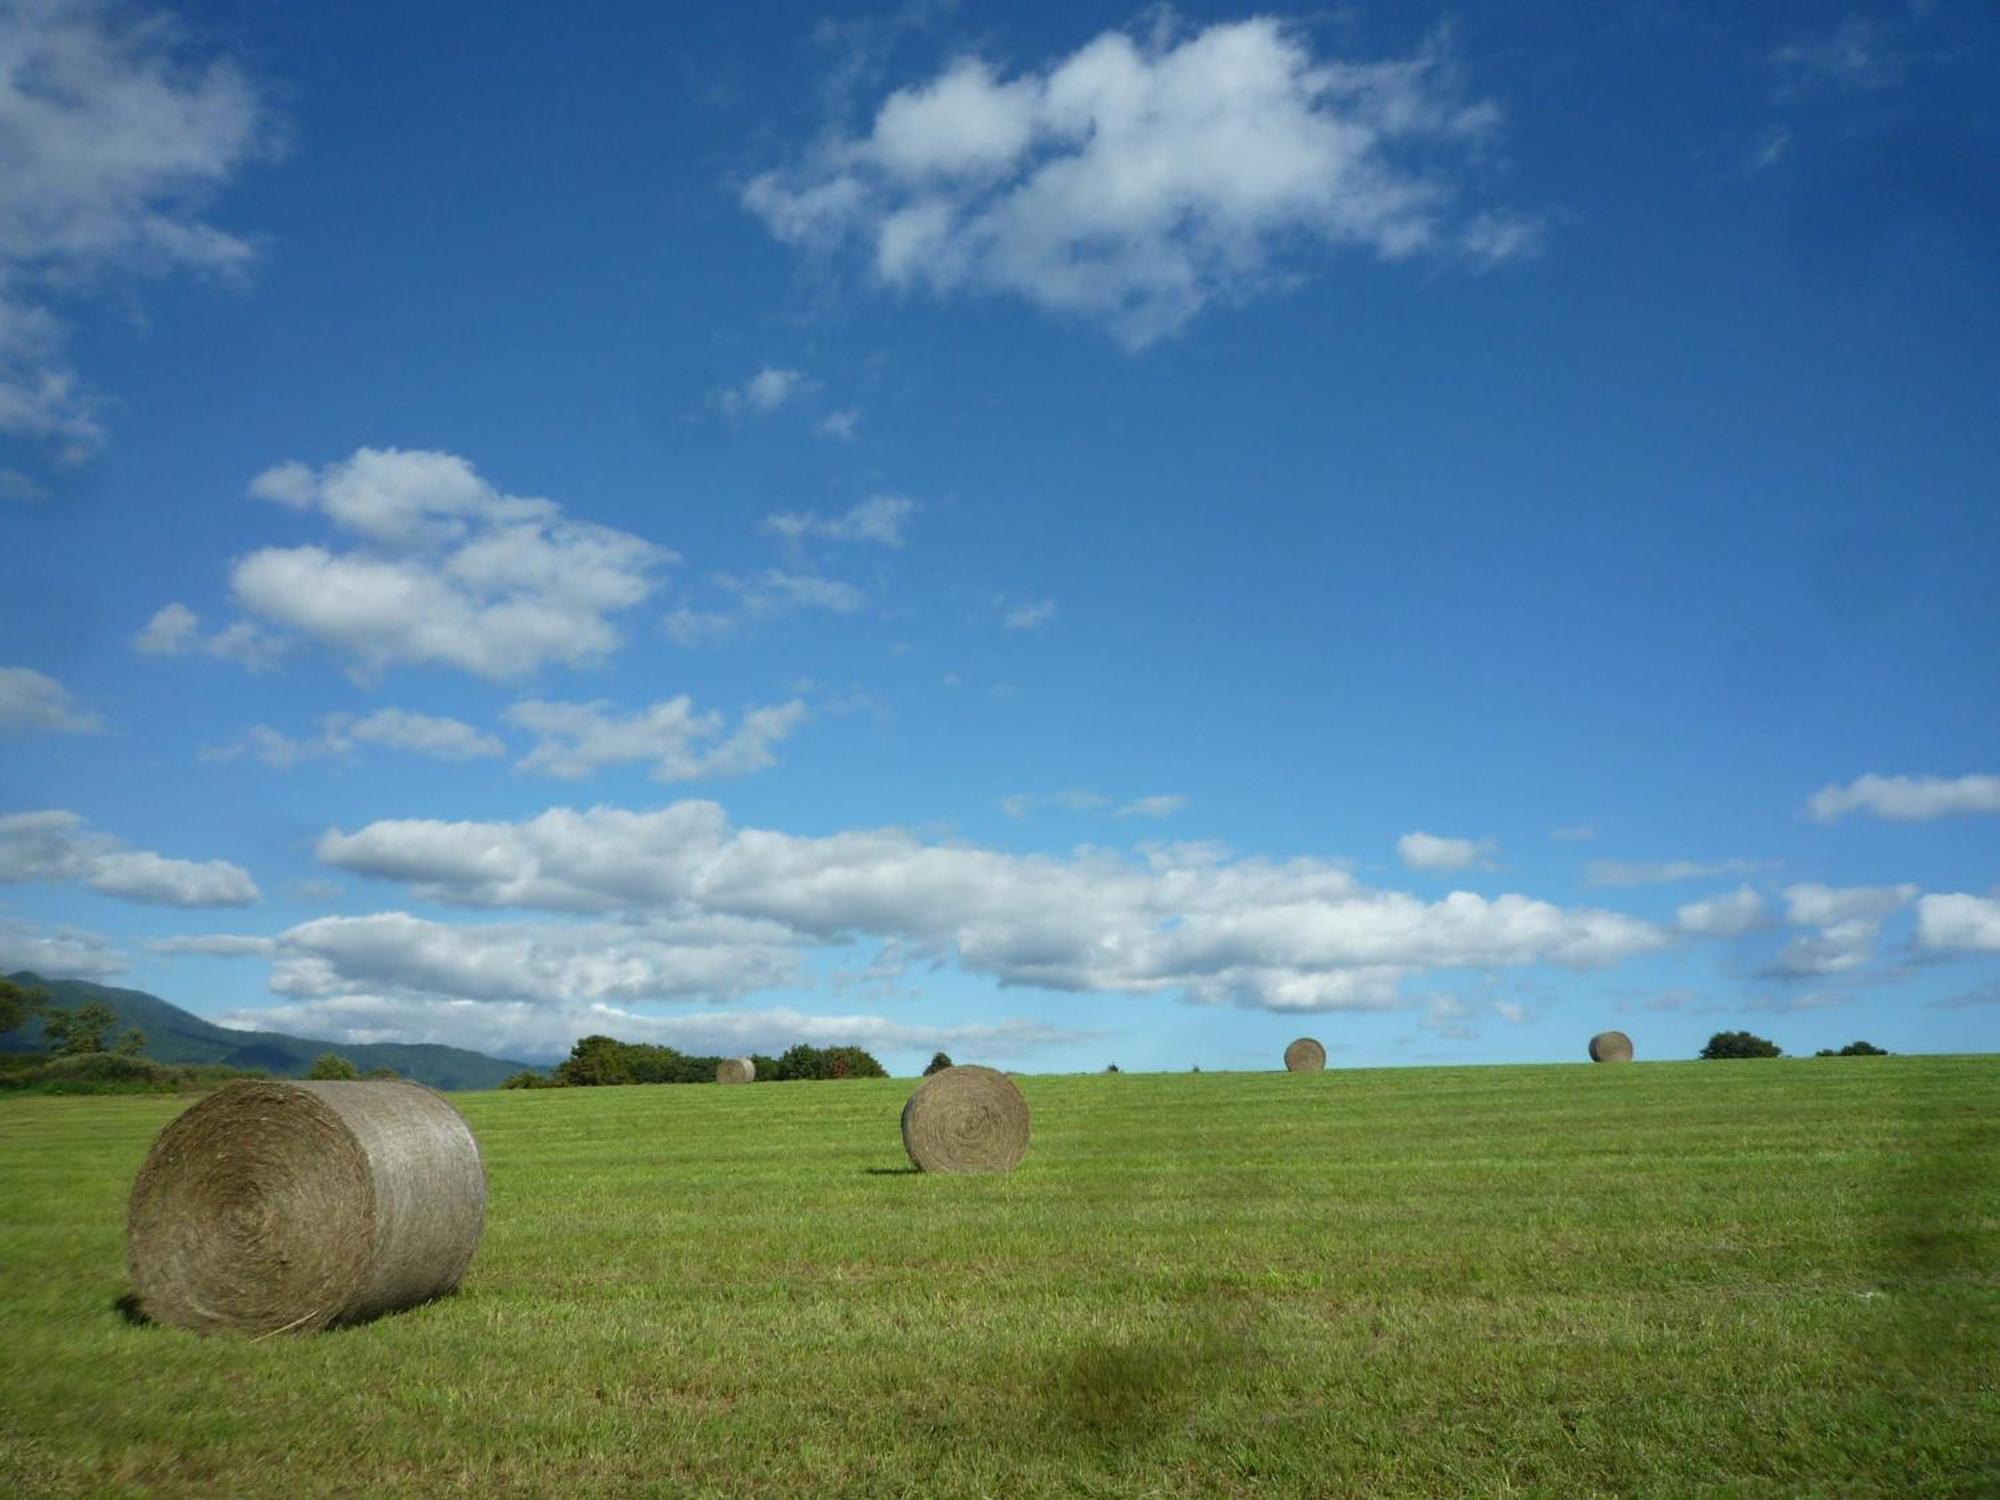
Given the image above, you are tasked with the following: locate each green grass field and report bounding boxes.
[2,1058,1995,1497]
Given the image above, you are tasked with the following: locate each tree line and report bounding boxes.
[502,1035,891,1088]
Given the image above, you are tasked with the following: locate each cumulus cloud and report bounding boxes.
[132,602,287,670]
[1764,881,1918,977]
[1806,773,2000,824]
[172,448,678,681]
[508,696,807,781]
[760,495,916,548]
[1397,831,1495,873]
[715,366,816,418]
[0,808,258,906]
[1675,886,1769,939]
[0,0,269,463]
[202,707,505,768]
[744,19,1537,347]
[0,666,101,734]
[1586,857,1771,888]
[313,799,1669,1013]
[1002,599,1057,630]
[0,915,125,977]
[1915,893,2000,954]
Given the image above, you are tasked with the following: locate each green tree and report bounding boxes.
[363,1066,399,1080]
[0,977,45,1036]
[923,1051,954,1076]
[1816,1040,1888,1057]
[1699,1031,1782,1060]
[42,1002,117,1055]
[113,1028,147,1058]
[306,1052,360,1080]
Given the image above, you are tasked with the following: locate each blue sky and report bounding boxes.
[2,0,1996,1073]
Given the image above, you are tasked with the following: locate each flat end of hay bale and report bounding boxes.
[1283,1037,1326,1072]
[716,1056,755,1084]
[126,1078,484,1336]
[900,1064,1030,1173]
[1588,1030,1634,1063]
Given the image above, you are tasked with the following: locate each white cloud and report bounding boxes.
[146,933,274,957]
[815,409,861,442]
[760,495,916,548]
[1418,994,1477,1040]
[744,20,1536,347]
[1003,598,1056,630]
[0,666,101,734]
[1492,1000,1531,1025]
[716,367,816,418]
[508,696,807,781]
[203,708,506,768]
[0,808,258,906]
[1118,796,1187,820]
[1915,894,2000,954]
[199,448,674,681]
[218,992,1095,1066]
[0,0,268,461]
[0,915,125,977]
[1397,831,1495,873]
[1586,857,1771,888]
[1550,823,1597,843]
[133,603,288,670]
[1747,990,1852,1015]
[1001,789,1109,818]
[1806,773,2000,824]
[1763,882,1918,977]
[665,568,866,647]
[313,799,1669,1013]
[1675,886,1768,939]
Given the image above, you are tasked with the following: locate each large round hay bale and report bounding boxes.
[900,1064,1029,1173]
[127,1079,486,1336]
[716,1056,755,1084]
[1588,1030,1635,1063]
[1283,1037,1326,1072]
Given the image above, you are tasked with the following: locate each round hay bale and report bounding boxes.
[126,1079,486,1336]
[716,1056,755,1085]
[900,1064,1029,1174]
[1588,1030,1635,1063]
[1283,1037,1326,1073]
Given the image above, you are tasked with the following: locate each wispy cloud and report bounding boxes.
[1807,773,2000,824]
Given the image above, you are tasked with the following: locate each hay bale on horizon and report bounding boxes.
[900,1064,1030,1173]
[1283,1037,1326,1073]
[716,1056,755,1085]
[127,1079,486,1336]
[1589,1030,1635,1063]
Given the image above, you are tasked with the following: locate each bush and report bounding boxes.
[0,1052,267,1095]
[306,1052,361,1081]
[1816,1040,1889,1057]
[502,1069,558,1089]
[1700,1031,1782,1060]
[924,1051,954,1076]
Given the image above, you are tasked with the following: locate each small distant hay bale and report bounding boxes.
[1589,1030,1635,1063]
[126,1079,486,1336]
[1283,1037,1326,1073]
[716,1056,755,1085]
[900,1064,1030,1174]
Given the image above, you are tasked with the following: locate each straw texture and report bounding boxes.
[1283,1037,1326,1072]
[126,1079,486,1336]
[716,1057,755,1084]
[1588,1030,1635,1063]
[900,1064,1030,1173]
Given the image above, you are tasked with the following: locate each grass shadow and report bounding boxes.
[862,1166,921,1176]
[112,1292,150,1327]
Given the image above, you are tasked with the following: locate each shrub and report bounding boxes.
[924,1051,954,1076]
[502,1069,558,1089]
[306,1052,361,1081]
[1816,1040,1889,1057]
[1699,1031,1782,1060]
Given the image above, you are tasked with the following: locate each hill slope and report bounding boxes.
[1,973,527,1090]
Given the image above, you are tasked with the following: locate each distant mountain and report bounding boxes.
[1,973,529,1091]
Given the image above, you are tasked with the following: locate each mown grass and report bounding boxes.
[1,1057,1994,1497]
